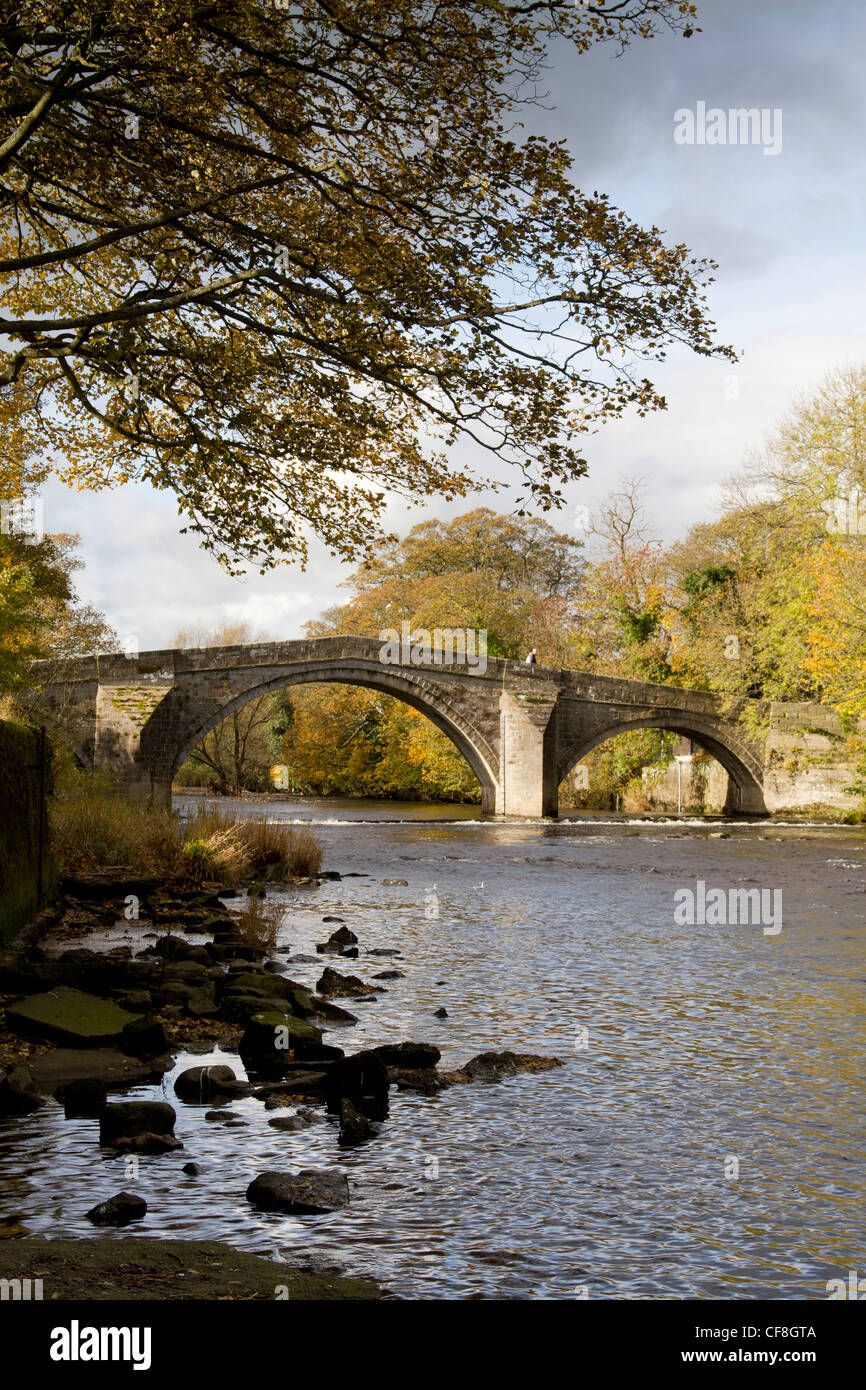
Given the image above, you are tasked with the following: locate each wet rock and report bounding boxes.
[0,1064,44,1115]
[373,970,405,980]
[174,1064,238,1102]
[324,1051,390,1121]
[246,1170,349,1215]
[5,988,142,1048]
[239,1012,326,1070]
[381,879,408,886]
[206,942,265,964]
[319,871,342,881]
[99,1100,177,1146]
[121,1016,169,1059]
[433,1007,448,1019]
[58,1078,107,1118]
[391,1068,447,1096]
[113,990,153,1012]
[338,1097,376,1146]
[29,1048,165,1094]
[366,948,401,957]
[86,1192,147,1227]
[152,936,211,965]
[109,1132,183,1154]
[306,997,359,1027]
[258,1070,331,1103]
[370,1042,441,1070]
[182,1162,201,1176]
[322,916,345,924]
[268,1109,318,1132]
[327,925,358,948]
[316,967,378,999]
[449,1051,563,1084]
[340,947,359,959]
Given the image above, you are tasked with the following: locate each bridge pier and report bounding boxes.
[497,689,560,817]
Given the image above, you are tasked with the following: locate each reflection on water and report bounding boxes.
[1,798,864,1300]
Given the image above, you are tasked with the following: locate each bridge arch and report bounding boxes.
[557,713,767,814]
[140,657,500,812]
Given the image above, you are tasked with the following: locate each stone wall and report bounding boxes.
[0,720,52,946]
[763,703,864,812]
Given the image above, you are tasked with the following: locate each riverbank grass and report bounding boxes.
[50,776,322,884]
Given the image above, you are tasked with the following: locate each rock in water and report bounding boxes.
[174,1064,237,1102]
[59,1078,107,1118]
[324,1051,390,1121]
[99,1100,177,1145]
[0,1064,44,1115]
[246,1170,349,1215]
[338,1097,375,1146]
[5,987,142,1048]
[121,1016,169,1058]
[316,967,377,998]
[85,1192,147,1226]
[454,1051,563,1084]
[370,1041,441,1070]
[433,1007,448,1019]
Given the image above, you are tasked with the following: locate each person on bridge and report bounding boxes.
[526,648,538,664]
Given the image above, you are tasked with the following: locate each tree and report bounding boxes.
[665,367,866,710]
[1,528,117,697]
[0,1,724,572]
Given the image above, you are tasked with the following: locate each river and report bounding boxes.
[2,797,864,1300]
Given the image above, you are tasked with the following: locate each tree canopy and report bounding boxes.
[1,1,722,571]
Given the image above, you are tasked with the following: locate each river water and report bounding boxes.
[2,798,864,1301]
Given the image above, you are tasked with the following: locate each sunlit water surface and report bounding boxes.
[1,798,864,1300]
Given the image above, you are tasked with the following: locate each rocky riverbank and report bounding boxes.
[0,869,562,1299]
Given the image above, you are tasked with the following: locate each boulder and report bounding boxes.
[307,997,359,1027]
[120,1017,169,1058]
[246,1170,349,1215]
[0,1064,44,1115]
[109,1132,183,1154]
[86,1192,147,1226]
[391,1068,448,1096]
[316,967,378,999]
[381,879,408,886]
[183,1162,201,1176]
[29,1048,166,1095]
[452,1051,564,1084]
[370,1041,441,1070]
[239,1012,329,1070]
[58,1078,107,1117]
[327,925,357,946]
[434,1007,448,1019]
[373,970,405,980]
[338,1097,376,1146]
[174,1064,238,1102]
[152,936,211,965]
[5,987,142,1048]
[324,1051,389,1121]
[268,1109,317,1132]
[99,1100,177,1146]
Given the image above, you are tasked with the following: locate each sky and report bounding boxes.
[38,0,866,654]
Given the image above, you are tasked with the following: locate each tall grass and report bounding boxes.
[50,775,322,883]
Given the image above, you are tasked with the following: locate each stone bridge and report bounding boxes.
[29,637,770,816]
